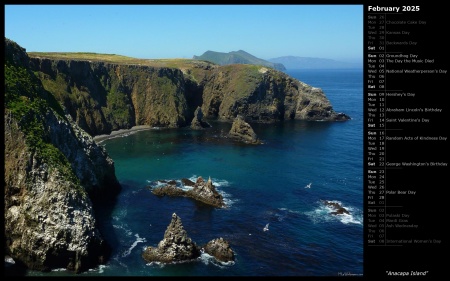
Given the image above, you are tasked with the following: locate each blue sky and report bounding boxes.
[5,4,363,63]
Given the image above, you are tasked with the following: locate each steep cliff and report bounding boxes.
[200,65,349,122]
[29,58,189,135]
[4,38,121,273]
[28,52,349,137]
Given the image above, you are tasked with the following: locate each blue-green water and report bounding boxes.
[26,68,364,276]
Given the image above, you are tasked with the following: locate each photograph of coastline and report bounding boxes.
[4,4,363,276]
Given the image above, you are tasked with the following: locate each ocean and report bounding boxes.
[24,68,364,276]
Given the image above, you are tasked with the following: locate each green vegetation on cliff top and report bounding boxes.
[28,52,216,69]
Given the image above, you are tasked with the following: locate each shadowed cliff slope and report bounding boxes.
[4,38,121,273]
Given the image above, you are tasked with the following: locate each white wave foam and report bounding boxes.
[147,180,171,188]
[113,256,129,268]
[87,264,108,274]
[339,212,362,225]
[122,234,147,257]
[278,207,301,214]
[113,223,133,237]
[221,193,238,208]
[199,250,235,267]
[211,178,230,187]
[188,175,198,183]
[271,208,302,222]
[305,200,363,225]
[112,208,128,220]
[146,261,165,268]
[4,256,15,264]
[187,175,230,188]
[51,268,67,272]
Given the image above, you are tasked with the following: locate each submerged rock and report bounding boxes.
[228,115,262,144]
[142,213,201,263]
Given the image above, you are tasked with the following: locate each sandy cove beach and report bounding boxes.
[93,125,155,143]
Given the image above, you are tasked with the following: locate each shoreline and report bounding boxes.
[93,125,155,143]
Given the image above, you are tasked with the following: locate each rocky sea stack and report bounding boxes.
[4,38,121,273]
[228,115,262,144]
[142,213,201,263]
[142,213,235,264]
[190,106,211,130]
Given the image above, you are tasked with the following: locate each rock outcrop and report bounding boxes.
[28,52,350,137]
[228,115,262,144]
[190,106,211,130]
[203,237,235,263]
[142,213,201,263]
[150,176,225,208]
[200,64,351,123]
[142,213,235,264]
[151,183,186,197]
[186,177,225,208]
[4,38,121,273]
[322,200,350,215]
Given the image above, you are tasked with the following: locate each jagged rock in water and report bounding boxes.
[203,237,235,263]
[150,176,225,208]
[142,213,200,263]
[181,178,195,186]
[186,176,225,208]
[228,115,262,144]
[190,106,211,130]
[322,200,350,215]
[151,184,185,197]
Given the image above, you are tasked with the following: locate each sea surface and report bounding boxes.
[25,68,364,277]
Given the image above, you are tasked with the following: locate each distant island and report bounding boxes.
[193,50,361,70]
[193,50,286,71]
[268,56,362,69]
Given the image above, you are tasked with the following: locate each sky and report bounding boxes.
[5,4,363,64]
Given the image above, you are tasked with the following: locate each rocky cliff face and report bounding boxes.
[29,58,190,135]
[28,53,349,137]
[4,38,121,273]
[200,65,349,123]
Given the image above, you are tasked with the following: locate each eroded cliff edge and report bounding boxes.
[28,54,349,137]
[4,38,121,273]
